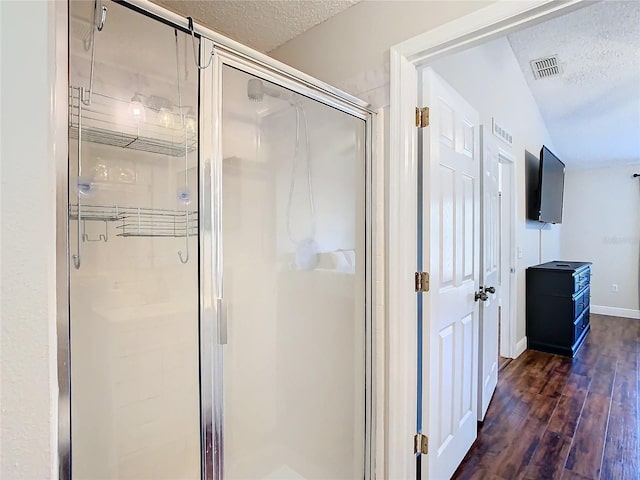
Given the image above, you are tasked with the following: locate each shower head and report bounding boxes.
[247,78,292,103]
[247,78,265,102]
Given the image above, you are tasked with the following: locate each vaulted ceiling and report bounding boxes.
[507,1,640,169]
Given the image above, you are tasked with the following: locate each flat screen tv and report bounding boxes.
[531,146,565,224]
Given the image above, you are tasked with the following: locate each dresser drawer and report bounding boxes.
[573,310,589,343]
[574,286,590,317]
[574,268,591,293]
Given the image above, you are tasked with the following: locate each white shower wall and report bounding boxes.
[69,141,201,479]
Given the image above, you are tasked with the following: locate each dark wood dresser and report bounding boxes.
[526,261,592,357]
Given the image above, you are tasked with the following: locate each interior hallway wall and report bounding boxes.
[561,164,640,318]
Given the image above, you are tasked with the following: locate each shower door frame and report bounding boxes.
[57,1,376,479]
[204,47,376,479]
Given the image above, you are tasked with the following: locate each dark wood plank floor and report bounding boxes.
[453,314,639,480]
[499,356,512,372]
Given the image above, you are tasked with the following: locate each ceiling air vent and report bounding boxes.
[530,55,561,79]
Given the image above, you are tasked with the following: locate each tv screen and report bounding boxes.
[534,146,565,224]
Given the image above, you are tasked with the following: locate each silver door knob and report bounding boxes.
[475,291,488,302]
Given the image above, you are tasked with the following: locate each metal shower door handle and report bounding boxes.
[216,299,228,345]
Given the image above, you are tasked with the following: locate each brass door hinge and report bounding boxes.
[415,271,430,292]
[414,433,429,455]
[415,106,430,128]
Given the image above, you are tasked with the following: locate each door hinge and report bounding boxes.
[415,106,430,128]
[415,271,430,292]
[414,433,429,455]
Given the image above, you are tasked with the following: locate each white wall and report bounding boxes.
[0,1,60,478]
[271,0,493,107]
[430,37,560,344]
[561,164,640,317]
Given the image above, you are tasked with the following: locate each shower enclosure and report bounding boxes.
[61,1,374,479]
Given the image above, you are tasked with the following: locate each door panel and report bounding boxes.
[420,67,480,479]
[478,126,500,421]
[440,165,455,286]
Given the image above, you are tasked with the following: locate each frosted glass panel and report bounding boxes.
[222,66,366,479]
[68,1,200,478]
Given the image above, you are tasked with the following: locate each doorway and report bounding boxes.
[388,1,587,478]
[498,151,516,364]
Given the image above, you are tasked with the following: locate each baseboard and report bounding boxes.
[514,337,527,358]
[591,305,640,320]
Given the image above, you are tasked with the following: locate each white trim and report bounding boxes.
[386,48,419,480]
[388,1,588,477]
[395,0,584,64]
[373,106,387,480]
[514,337,528,358]
[54,0,71,476]
[591,305,640,320]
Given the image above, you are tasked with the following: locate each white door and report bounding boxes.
[419,67,480,479]
[478,126,500,421]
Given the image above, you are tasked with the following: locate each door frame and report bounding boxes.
[203,48,377,479]
[497,148,516,359]
[387,1,585,477]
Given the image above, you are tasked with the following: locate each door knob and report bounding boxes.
[475,291,488,302]
[485,286,496,294]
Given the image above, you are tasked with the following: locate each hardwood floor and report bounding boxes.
[453,314,639,480]
[498,356,512,372]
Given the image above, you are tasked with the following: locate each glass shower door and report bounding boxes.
[220,65,367,479]
[68,1,201,478]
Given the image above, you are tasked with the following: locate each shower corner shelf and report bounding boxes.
[70,204,198,238]
[69,86,196,157]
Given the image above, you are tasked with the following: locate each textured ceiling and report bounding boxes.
[507,1,640,169]
[151,0,361,52]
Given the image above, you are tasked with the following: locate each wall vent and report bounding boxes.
[492,118,513,146]
[530,55,561,79]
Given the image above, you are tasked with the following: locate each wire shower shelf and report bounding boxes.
[68,86,197,157]
[69,204,198,238]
